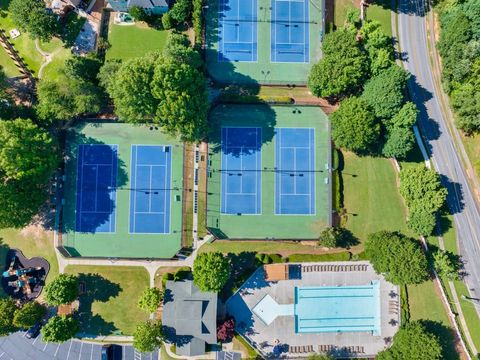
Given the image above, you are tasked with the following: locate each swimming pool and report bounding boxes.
[294,283,381,334]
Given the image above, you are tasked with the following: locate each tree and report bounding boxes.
[308,355,334,360]
[407,208,437,236]
[9,0,58,42]
[64,55,102,84]
[377,321,443,360]
[0,118,58,182]
[217,317,235,342]
[308,28,368,98]
[44,274,79,306]
[399,166,447,215]
[382,126,416,159]
[106,54,159,122]
[162,12,174,30]
[98,59,122,94]
[193,252,230,292]
[331,97,380,153]
[433,250,460,280]
[365,231,429,285]
[138,287,164,313]
[451,81,480,134]
[13,302,46,329]
[41,316,79,343]
[360,20,395,75]
[163,32,202,69]
[169,0,192,24]
[361,65,410,119]
[128,6,148,22]
[151,61,208,141]
[318,227,339,248]
[0,177,51,228]
[133,320,163,353]
[0,298,17,336]
[36,79,103,122]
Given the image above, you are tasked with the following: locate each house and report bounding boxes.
[106,0,169,15]
[162,280,217,357]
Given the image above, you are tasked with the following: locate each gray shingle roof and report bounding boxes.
[162,280,217,356]
[127,0,168,9]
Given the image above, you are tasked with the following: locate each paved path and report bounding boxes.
[396,0,480,318]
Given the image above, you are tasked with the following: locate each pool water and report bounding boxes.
[294,283,381,334]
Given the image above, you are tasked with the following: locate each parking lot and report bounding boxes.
[0,332,158,360]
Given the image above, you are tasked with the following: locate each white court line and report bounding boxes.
[163,151,168,232]
[78,341,83,360]
[133,145,139,232]
[54,343,60,357]
[66,341,73,359]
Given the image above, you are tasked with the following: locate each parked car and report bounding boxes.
[25,322,42,339]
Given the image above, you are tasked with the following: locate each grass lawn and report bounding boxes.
[342,151,409,245]
[199,240,324,255]
[0,227,58,298]
[407,281,459,360]
[334,0,356,29]
[461,133,480,180]
[0,47,21,77]
[64,265,149,336]
[106,21,169,61]
[365,0,393,36]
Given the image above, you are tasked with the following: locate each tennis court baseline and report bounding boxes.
[129,145,172,234]
[218,0,258,62]
[75,144,118,233]
[221,127,262,214]
[275,128,315,215]
[271,0,310,63]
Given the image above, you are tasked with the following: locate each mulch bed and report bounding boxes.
[1,248,50,301]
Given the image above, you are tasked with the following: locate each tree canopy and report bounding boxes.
[133,320,164,353]
[361,65,410,119]
[360,20,395,75]
[377,321,443,360]
[331,97,380,153]
[0,298,17,336]
[399,166,447,235]
[13,302,46,329]
[365,231,429,285]
[382,102,418,159]
[0,118,58,182]
[44,274,79,306]
[193,252,230,292]
[308,28,368,98]
[138,287,163,313]
[41,315,79,343]
[104,46,209,141]
[433,250,460,280]
[9,0,58,42]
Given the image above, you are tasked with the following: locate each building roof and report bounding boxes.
[127,0,168,8]
[162,280,217,356]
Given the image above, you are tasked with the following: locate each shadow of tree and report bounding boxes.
[61,124,129,234]
[75,273,122,336]
[419,320,460,360]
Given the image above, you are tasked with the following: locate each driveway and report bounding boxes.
[0,332,158,360]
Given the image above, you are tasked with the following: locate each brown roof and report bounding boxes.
[264,264,289,281]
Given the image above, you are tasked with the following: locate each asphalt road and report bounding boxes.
[397,0,480,316]
[0,332,158,360]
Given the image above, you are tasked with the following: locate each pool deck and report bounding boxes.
[226,261,400,358]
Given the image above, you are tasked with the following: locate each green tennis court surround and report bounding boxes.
[206,0,324,85]
[61,122,184,258]
[207,105,331,239]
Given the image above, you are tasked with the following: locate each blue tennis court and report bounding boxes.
[75,144,118,233]
[275,128,315,215]
[221,127,262,214]
[271,0,309,63]
[129,145,172,234]
[218,0,258,62]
